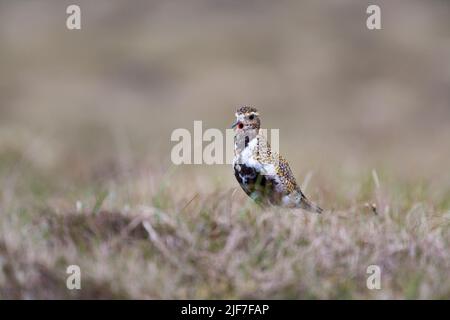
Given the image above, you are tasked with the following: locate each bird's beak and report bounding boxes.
[231,120,239,129]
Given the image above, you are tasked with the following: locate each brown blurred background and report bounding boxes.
[1,0,449,191]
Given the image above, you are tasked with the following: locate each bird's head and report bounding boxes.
[231,106,261,133]
[231,106,261,153]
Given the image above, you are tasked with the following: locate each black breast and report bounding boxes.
[233,163,280,204]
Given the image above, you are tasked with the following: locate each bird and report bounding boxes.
[231,106,323,213]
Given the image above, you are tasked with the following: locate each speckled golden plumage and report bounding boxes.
[232,106,322,213]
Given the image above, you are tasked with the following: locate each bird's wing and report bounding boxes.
[254,135,299,194]
[253,135,323,212]
[274,155,300,194]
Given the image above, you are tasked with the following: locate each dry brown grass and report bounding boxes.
[1,161,449,299]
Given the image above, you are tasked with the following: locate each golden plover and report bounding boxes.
[232,106,323,213]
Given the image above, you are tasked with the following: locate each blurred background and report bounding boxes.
[1,0,450,196]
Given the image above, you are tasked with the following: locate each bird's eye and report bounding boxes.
[249,115,254,120]
[238,123,244,129]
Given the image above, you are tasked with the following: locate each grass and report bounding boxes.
[1,154,449,299]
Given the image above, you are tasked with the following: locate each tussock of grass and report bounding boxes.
[1,166,449,299]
